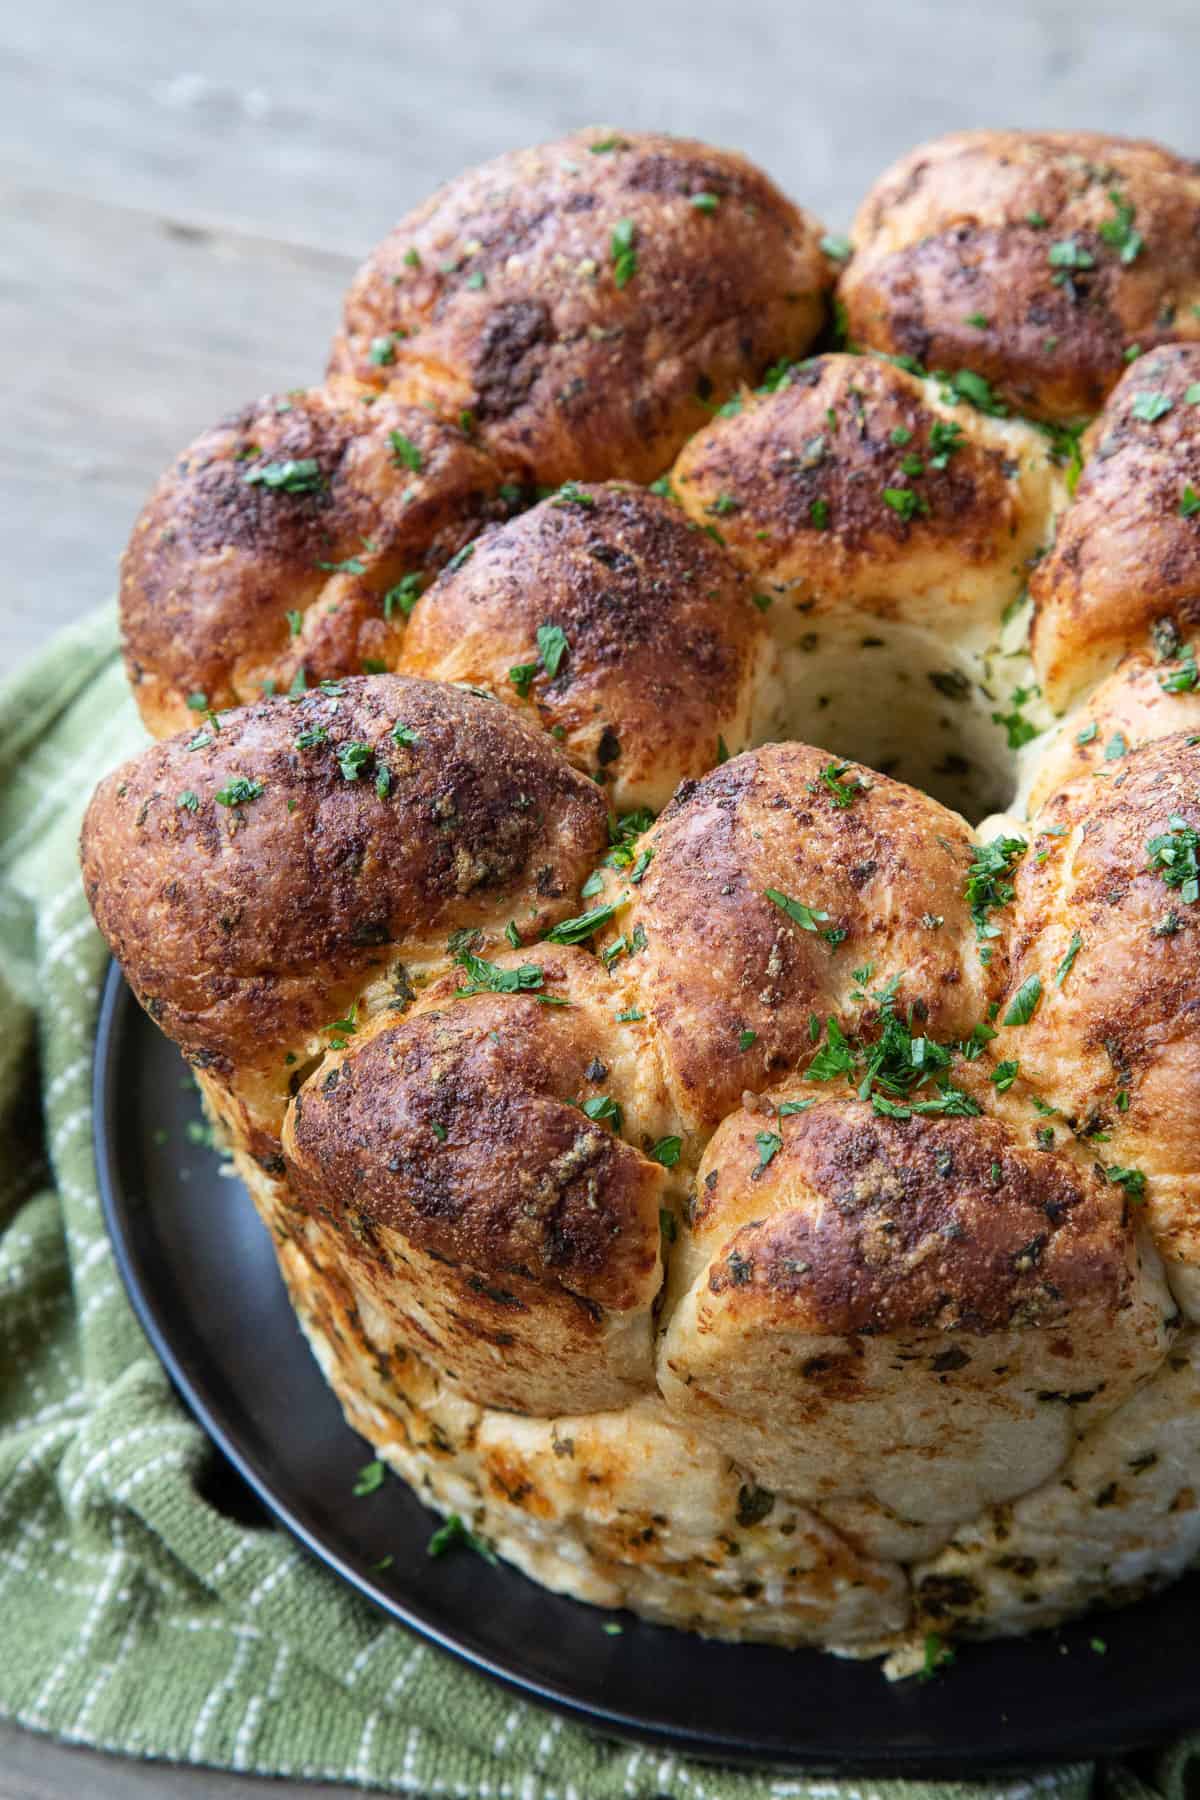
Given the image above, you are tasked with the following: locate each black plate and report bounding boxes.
[95,961,1200,1773]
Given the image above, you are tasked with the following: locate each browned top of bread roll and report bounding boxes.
[330,128,834,485]
[841,130,1200,423]
[119,384,522,737]
[284,947,665,1311]
[399,481,769,810]
[614,742,988,1135]
[80,676,607,1072]
[1031,344,1200,706]
[671,351,1061,632]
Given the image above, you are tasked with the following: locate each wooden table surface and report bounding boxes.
[3,0,1199,1791]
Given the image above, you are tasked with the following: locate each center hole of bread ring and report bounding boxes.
[758,614,1023,823]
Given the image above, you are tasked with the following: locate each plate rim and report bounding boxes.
[93,959,1200,1774]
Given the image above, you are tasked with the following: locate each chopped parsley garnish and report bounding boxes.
[991,1059,1019,1091]
[508,663,538,698]
[1097,190,1143,264]
[610,218,638,288]
[544,903,618,944]
[605,807,656,871]
[242,457,323,493]
[1181,486,1200,520]
[1131,391,1173,424]
[803,976,977,1119]
[581,1094,623,1130]
[765,888,830,932]
[588,134,625,154]
[1054,932,1083,987]
[368,335,397,366]
[376,767,392,799]
[352,1459,386,1496]
[176,789,199,812]
[650,1136,683,1167]
[336,740,373,781]
[738,1029,757,1052]
[810,497,830,530]
[392,721,419,747]
[388,430,424,471]
[1147,816,1200,902]
[552,480,595,509]
[1003,975,1043,1027]
[317,554,367,575]
[965,837,1027,948]
[1104,731,1127,761]
[186,690,208,711]
[537,623,569,678]
[324,1002,359,1043]
[1107,1165,1147,1203]
[938,368,1007,416]
[1076,721,1099,745]
[427,1514,498,1564]
[1035,419,1086,491]
[383,572,424,619]
[294,725,328,750]
[1048,238,1095,273]
[928,419,964,467]
[659,1206,677,1242]
[919,1633,956,1681]
[691,192,721,214]
[214,777,264,808]
[992,706,1038,750]
[807,1016,855,1081]
[1160,645,1199,692]
[755,1131,783,1171]
[454,949,545,997]
[286,609,303,638]
[883,486,929,521]
[965,312,988,329]
[629,848,654,884]
[819,760,860,808]
[820,233,852,263]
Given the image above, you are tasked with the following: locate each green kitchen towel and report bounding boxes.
[0,604,1190,1798]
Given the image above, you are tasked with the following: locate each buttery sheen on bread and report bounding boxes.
[84,126,1200,1666]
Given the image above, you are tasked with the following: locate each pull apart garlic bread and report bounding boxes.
[83,126,1200,1666]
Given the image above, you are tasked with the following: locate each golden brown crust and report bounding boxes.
[285,950,664,1310]
[280,946,668,1414]
[80,676,608,1075]
[398,481,769,809]
[617,743,988,1135]
[1031,345,1200,706]
[1026,651,1200,813]
[659,1088,1172,1521]
[81,120,1200,1653]
[842,131,1200,423]
[329,129,833,486]
[120,384,523,737]
[1002,734,1200,1290]
[670,353,1061,632]
[691,1095,1133,1336]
